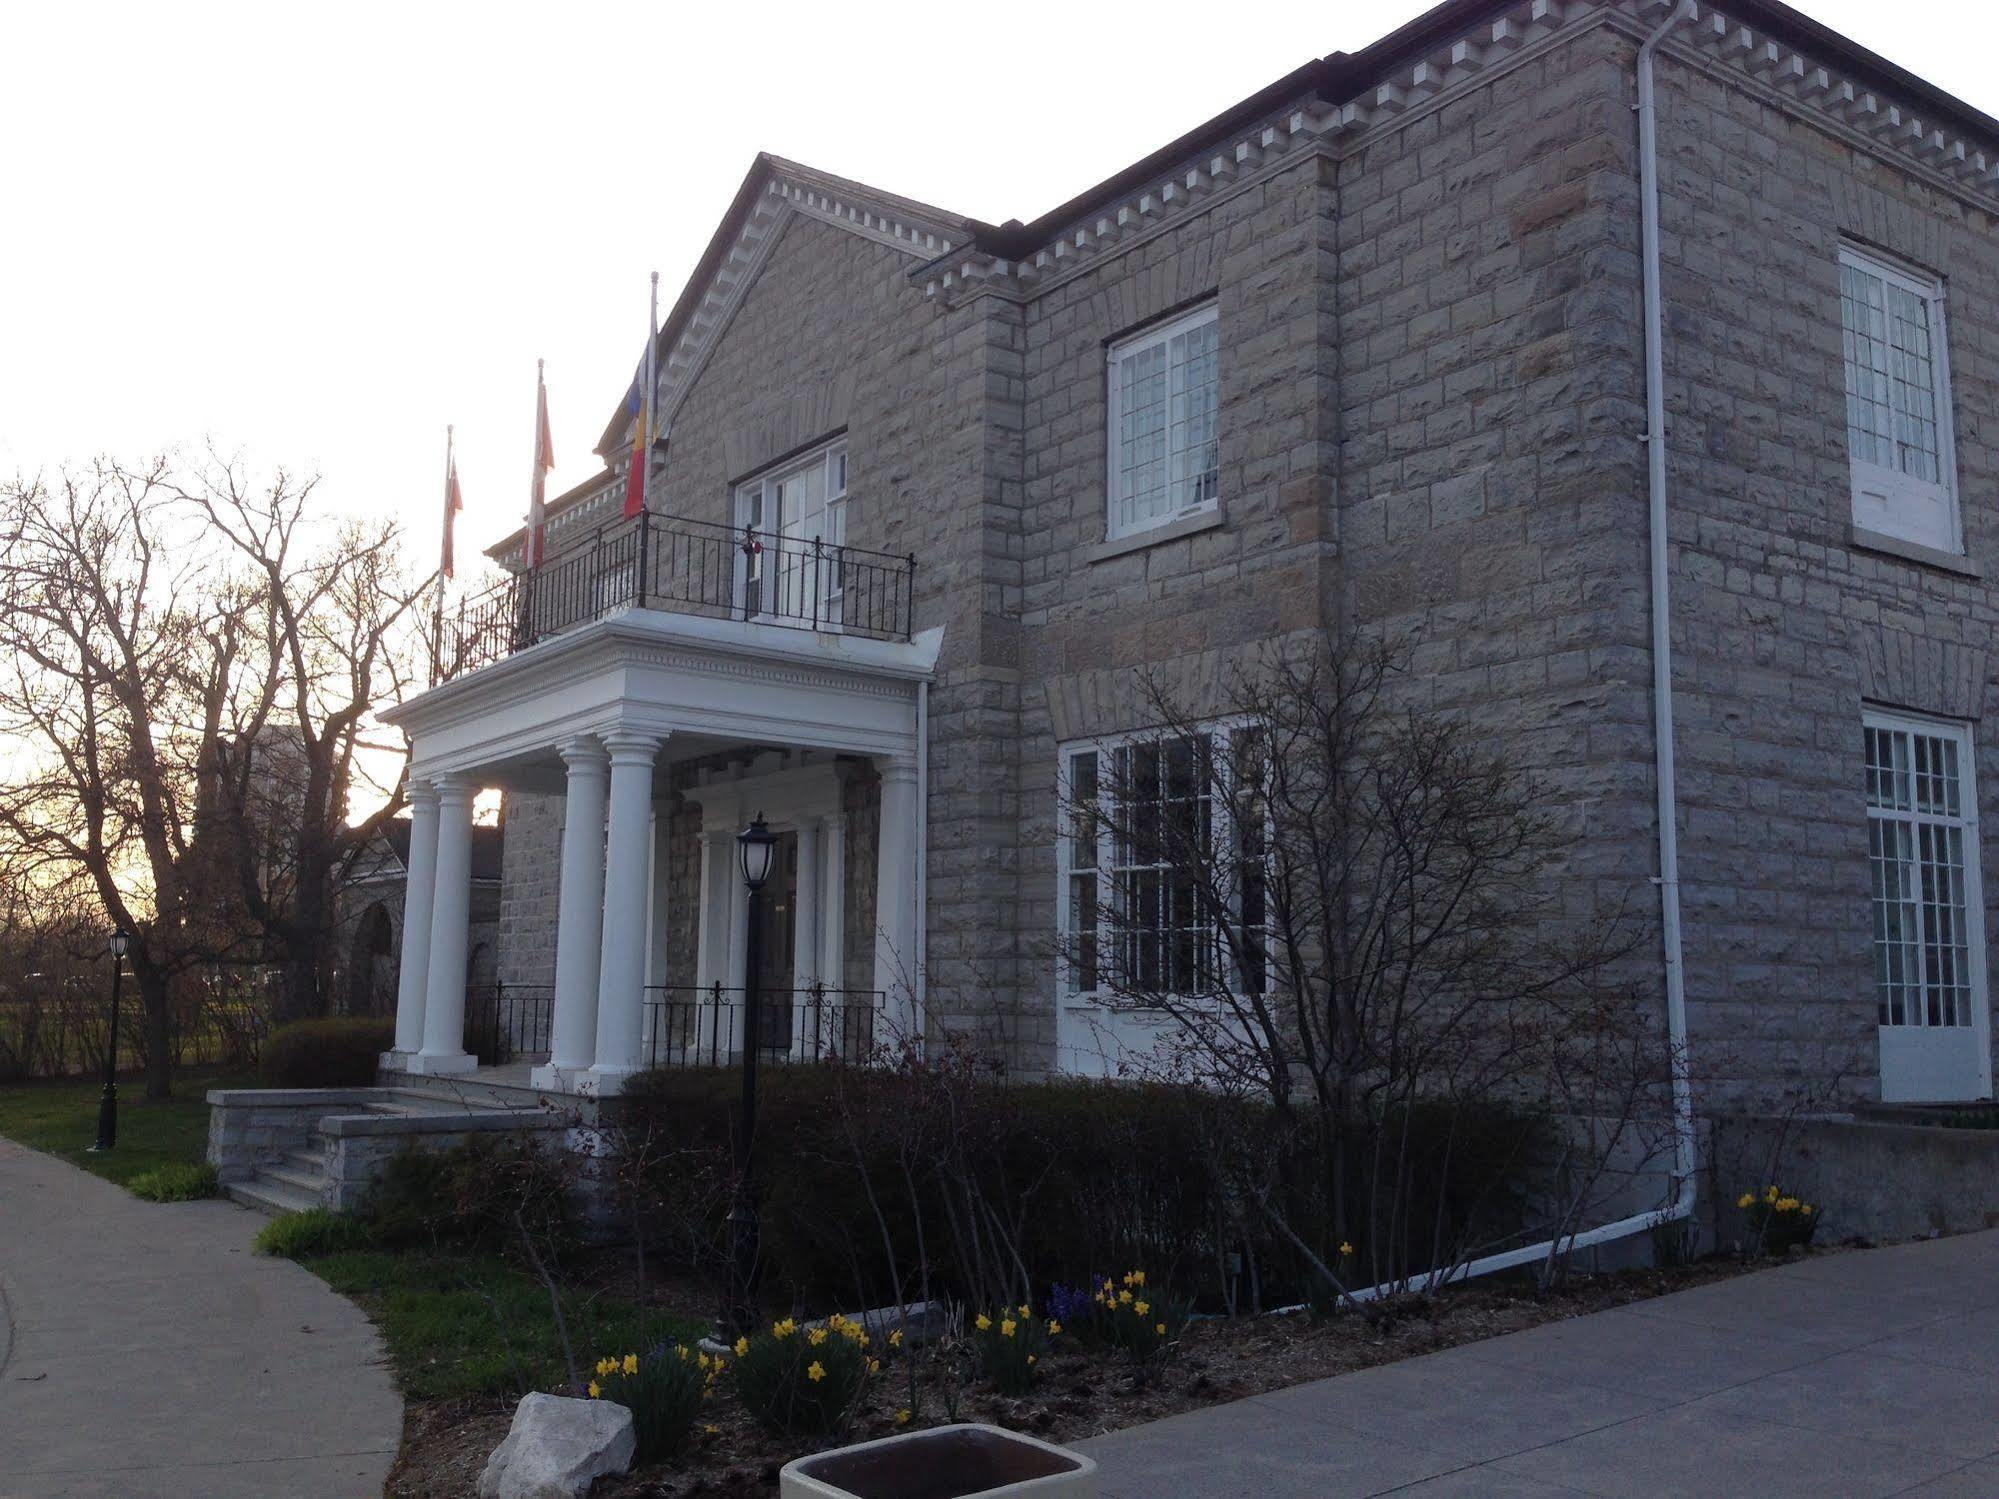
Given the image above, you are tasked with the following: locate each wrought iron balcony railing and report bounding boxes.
[433,510,917,685]
[462,982,882,1069]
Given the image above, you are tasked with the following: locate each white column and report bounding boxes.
[387,781,440,1066]
[873,756,920,1043]
[413,774,478,1075]
[791,819,822,1058]
[820,811,846,994]
[533,737,608,1091]
[587,730,663,1093]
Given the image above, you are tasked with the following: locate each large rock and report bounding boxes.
[477,1392,636,1499]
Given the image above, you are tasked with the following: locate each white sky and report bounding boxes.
[4,0,1993,572]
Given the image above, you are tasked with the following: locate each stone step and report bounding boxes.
[282,1147,326,1177]
[259,1160,326,1197]
[227,1174,323,1216]
[375,1085,547,1116]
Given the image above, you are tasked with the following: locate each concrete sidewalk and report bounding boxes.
[0,1135,402,1498]
[1080,1228,1999,1497]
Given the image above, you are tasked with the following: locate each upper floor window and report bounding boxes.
[1840,245,1959,554]
[1106,303,1219,540]
[736,439,848,627]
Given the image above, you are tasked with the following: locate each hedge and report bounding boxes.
[259,1017,395,1088]
[609,1066,1545,1315]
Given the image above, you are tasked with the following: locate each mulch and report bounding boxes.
[385,1246,1835,1497]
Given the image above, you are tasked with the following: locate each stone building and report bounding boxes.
[379,0,1999,1122]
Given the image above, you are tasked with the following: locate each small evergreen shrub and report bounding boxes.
[256,1206,375,1258]
[587,1345,717,1462]
[364,1135,575,1261]
[969,1304,1053,1394]
[127,1161,220,1202]
[731,1314,872,1437]
[259,1017,395,1088]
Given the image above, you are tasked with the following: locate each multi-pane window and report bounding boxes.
[1059,728,1266,1002]
[1106,304,1220,540]
[736,440,848,627]
[1840,246,1958,553]
[1865,715,1981,1028]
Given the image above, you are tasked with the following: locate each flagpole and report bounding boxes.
[431,423,452,684]
[643,271,658,512]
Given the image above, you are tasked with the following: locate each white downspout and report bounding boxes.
[1271,1,1700,1311]
[1638,0,1701,1225]
[914,678,929,1022]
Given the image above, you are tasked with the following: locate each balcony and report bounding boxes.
[434,510,918,685]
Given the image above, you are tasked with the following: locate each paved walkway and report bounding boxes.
[0,1136,401,1498]
[1081,1228,1999,1497]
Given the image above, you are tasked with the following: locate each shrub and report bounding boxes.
[969,1304,1052,1394]
[256,1206,375,1258]
[127,1161,220,1202]
[587,1344,717,1463]
[730,1314,872,1437]
[365,1135,575,1262]
[1737,1186,1818,1254]
[259,1017,395,1089]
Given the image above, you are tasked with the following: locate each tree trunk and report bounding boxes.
[139,966,173,1101]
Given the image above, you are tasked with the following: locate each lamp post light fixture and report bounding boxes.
[726,813,779,1338]
[89,931,133,1153]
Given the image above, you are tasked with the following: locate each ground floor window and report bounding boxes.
[1864,711,1983,1028]
[1057,726,1265,1005]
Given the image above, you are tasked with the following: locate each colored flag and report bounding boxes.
[623,272,659,519]
[526,361,554,568]
[441,426,463,579]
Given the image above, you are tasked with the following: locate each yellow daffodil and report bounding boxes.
[807,1361,827,1383]
[1000,1319,1017,1338]
[734,1336,750,1358]
[889,1329,903,1349]
[867,1358,880,1374]
[1340,1242,1355,1257]
[809,1327,829,1347]
[895,1409,911,1426]
[1155,1322,1166,1336]
[1134,1300,1150,1317]
[623,1353,639,1375]
[1801,1204,1814,1216]
[1027,1354,1037,1366]
[1047,1320,1062,1336]
[1118,1289,1132,1305]
[975,1314,992,1332]
[587,1381,600,1398]
[703,1424,719,1437]
[1737,1192,1755,1209]
[1019,1304,1032,1319]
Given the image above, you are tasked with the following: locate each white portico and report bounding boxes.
[380,605,939,1095]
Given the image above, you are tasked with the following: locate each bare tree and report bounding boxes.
[0,455,428,1093]
[173,455,428,1024]
[1056,632,1657,1297]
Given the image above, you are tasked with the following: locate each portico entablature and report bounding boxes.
[381,608,943,783]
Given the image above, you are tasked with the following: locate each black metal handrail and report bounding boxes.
[434,509,917,684]
[466,983,554,1066]
[644,983,882,1069]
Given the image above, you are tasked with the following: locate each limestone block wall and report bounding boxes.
[1651,44,1999,1108]
[497,792,563,989]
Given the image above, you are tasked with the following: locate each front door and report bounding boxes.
[1865,712,1994,1102]
[750,831,798,1057]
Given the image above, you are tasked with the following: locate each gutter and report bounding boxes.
[1271,0,1701,1313]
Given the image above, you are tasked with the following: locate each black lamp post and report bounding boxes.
[726,813,778,1337]
[89,931,132,1153]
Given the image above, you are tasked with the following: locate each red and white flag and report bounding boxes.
[440,425,463,579]
[526,361,554,567]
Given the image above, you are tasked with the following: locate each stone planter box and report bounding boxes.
[779,1423,1096,1499]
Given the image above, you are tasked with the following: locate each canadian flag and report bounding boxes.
[525,362,554,568]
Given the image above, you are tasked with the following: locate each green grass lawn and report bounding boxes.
[308,1248,707,1400]
[0,1067,251,1188]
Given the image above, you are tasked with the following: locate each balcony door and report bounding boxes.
[736,441,848,630]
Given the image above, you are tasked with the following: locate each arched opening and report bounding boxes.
[346,903,396,1017]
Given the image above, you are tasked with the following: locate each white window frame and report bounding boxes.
[733,438,848,630]
[1104,302,1221,542]
[1055,723,1267,1010]
[1839,244,1960,555]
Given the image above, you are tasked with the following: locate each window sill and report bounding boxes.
[1084,507,1224,565]
[1847,525,1983,580]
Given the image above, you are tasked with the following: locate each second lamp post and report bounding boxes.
[727,813,778,1337]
